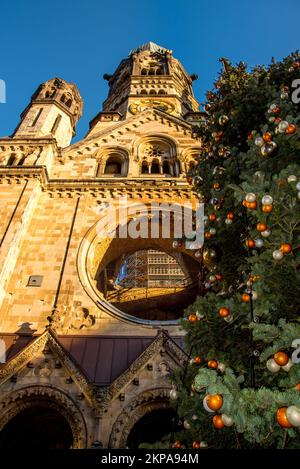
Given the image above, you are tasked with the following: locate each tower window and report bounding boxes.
[158,89,166,95]
[51,114,62,134]
[104,157,122,175]
[151,160,160,174]
[141,69,147,75]
[140,89,147,95]
[162,161,170,174]
[31,108,43,127]
[141,162,149,174]
[149,89,156,95]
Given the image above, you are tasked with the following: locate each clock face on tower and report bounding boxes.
[129,99,175,115]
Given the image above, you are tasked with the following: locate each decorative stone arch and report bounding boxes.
[109,387,172,448]
[95,147,129,177]
[0,385,88,448]
[181,147,201,174]
[132,134,180,176]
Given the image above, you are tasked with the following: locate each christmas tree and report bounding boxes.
[170,53,300,449]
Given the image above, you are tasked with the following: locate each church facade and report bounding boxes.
[0,42,203,448]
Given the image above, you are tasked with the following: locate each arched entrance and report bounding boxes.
[127,407,177,449]
[0,386,87,449]
[0,405,73,449]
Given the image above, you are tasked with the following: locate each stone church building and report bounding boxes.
[0,42,203,448]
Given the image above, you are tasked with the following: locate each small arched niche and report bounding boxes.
[97,149,129,177]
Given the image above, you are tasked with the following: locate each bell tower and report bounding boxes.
[14,78,83,148]
[89,42,200,134]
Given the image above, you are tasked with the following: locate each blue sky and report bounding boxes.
[0,0,299,142]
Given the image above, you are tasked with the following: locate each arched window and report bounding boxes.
[162,161,170,174]
[151,159,160,174]
[104,156,122,175]
[7,155,16,166]
[65,98,72,108]
[141,69,147,76]
[141,162,148,174]
[140,89,147,95]
[158,89,166,95]
[149,89,156,95]
[60,94,66,104]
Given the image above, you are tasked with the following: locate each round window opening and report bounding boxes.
[77,204,202,325]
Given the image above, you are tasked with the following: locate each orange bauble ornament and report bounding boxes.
[219,307,230,318]
[242,199,248,207]
[192,441,201,449]
[215,273,223,281]
[262,204,273,213]
[205,232,213,239]
[213,415,225,429]
[274,351,289,366]
[188,314,198,323]
[257,222,267,232]
[206,394,223,411]
[208,359,219,369]
[226,211,235,220]
[246,201,257,210]
[242,293,251,302]
[246,239,255,248]
[194,356,202,365]
[280,243,292,254]
[209,213,217,221]
[286,124,296,135]
[276,407,293,428]
[172,441,182,449]
[292,62,300,70]
[295,383,300,391]
[213,182,220,190]
[263,131,272,142]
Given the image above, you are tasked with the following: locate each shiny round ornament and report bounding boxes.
[209,228,216,235]
[195,250,202,258]
[261,229,271,238]
[194,356,202,365]
[252,290,258,300]
[209,275,216,282]
[219,115,229,126]
[286,123,296,135]
[246,239,255,249]
[192,441,201,449]
[286,406,300,427]
[245,193,256,203]
[169,389,178,400]
[225,218,233,225]
[219,307,230,318]
[247,200,258,210]
[255,137,264,147]
[217,362,226,372]
[262,195,273,205]
[200,441,208,448]
[280,243,292,254]
[276,407,293,428]
[287,175,297,183]
[261,141,277,157]
[183,420,191,430]
[263,131,272,142]
[262,204,273,213]
[257,222,267,232]
[226,211,235,220]
[242,293,251,302]
[203,396,216,413]
[172,441,182,449]
[282,359,293,372]
[191,414,198,421]
[188,314,198,323]
[273,250,284,261]
[208,359,219,369]
[295,182,300,190]
[278,120,289,133]
[213,415,225,429]
[266,358,280,373]
[221,414,234,427]
[274,351,289,366]
[209,213,217,221]
[280,92,289,100]
[255,239,264,248]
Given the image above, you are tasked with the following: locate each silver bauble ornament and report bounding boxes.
[261,229,271,238]
[278,120,289,133]
[195,250,202,258]
[170,389,178,400]
[287,175,297,183]
[191,414,198,421]
[280,91,289,100]
[245,192,256,203]
[172,241,179,249]
[217,362,226,372]
[200,441,208,448]
[209,249,217,258]
[262,194,273,205]
[209,228,216,235]
[298,192,300,200]
[296,182,300,191]
[221,414,234,427]
[273,250,284,260]
[266,358,280,373]
[209,275,216,282]
[255,238,264,248]
[252,291,258,300]
[255,137,264,147]
[282,359,293,372]
[225,218,233,225]
[286,406,300,427]
[183,420,191,430]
